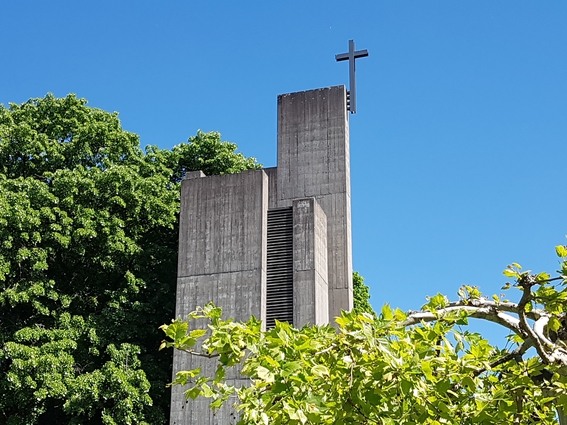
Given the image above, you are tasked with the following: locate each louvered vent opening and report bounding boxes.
[266,208,293,329]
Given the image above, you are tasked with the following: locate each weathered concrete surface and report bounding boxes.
[171,169,269,425]
[277,86,353,320]
[177,170,268,280]
[263,166,278,209]
[171,86,354,424]
[170,377,242,425]
[292,198,329,327]
[184,170,207,180]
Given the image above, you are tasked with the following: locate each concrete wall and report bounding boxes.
[263,166,278,209]
[292,198,329,327]
[276,86,353,321]
[171,169,269,425]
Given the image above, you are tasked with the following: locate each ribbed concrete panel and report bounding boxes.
[171,169,268,425]
[266,208,293,328]
[277,86,353,321]
[292,198,329,327]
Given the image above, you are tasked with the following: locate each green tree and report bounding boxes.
[352,271,375,317]
[0,94,261,424]
[162,247,567,424]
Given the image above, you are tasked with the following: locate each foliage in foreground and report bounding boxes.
[162,247,567,424]
[0,94,261,425]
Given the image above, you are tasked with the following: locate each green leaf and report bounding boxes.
[394,308,407,321]
[185,386,201,400]
[381,304,393,320]
[256,366,275,383]
[201,383,214,398]
[556,246,567,258]
[536,272,551,282]
[214,365,226,383]
[311,364,329,378]
[461,376,476,391]
[172,368,201,386]
[189,329,207,339]
[503,269,517,278]
[421,360,435,381]
[429,293,449,308]
[548,316,561,332]
[282,361,302,375]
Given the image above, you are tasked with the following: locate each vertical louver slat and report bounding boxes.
[266,208,293,329]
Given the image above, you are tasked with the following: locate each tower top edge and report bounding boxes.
[277,85,346,100]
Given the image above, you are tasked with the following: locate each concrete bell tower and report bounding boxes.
[170,85,353,424]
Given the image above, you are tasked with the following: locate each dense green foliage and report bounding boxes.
[352,271,375,317]
[0,94,261,424]
[163,248,567,424]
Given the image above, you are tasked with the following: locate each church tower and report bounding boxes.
[170,85,353,424]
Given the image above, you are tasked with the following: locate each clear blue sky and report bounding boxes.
[2,1,567,335]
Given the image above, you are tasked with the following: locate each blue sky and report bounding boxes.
[2,1,567,339]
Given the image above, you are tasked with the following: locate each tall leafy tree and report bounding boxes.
[0,94,261,424]
[163,246,567,424]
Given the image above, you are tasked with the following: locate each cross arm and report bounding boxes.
[335,49,369,62]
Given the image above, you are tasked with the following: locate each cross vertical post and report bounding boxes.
[335,39,369,114]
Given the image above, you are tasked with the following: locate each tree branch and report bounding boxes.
[400,274,567,368]
[532,316,567,365]
[315,343,337,356]
[402,305,522,335]
[177,348,220,359]
[446,298,542,321]
[515,275,554,364]
[472,341,531,378]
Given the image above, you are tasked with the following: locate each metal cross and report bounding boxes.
[335,40,369,114]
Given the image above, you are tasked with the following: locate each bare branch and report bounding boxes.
[541,276,565,284]
[315,344,337,356]
[177,348,220,359]
[402,305,522,335]
[447,298,543,321]
[532,316,567,365]
[515,275,553,363]
[533,316,555,349]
